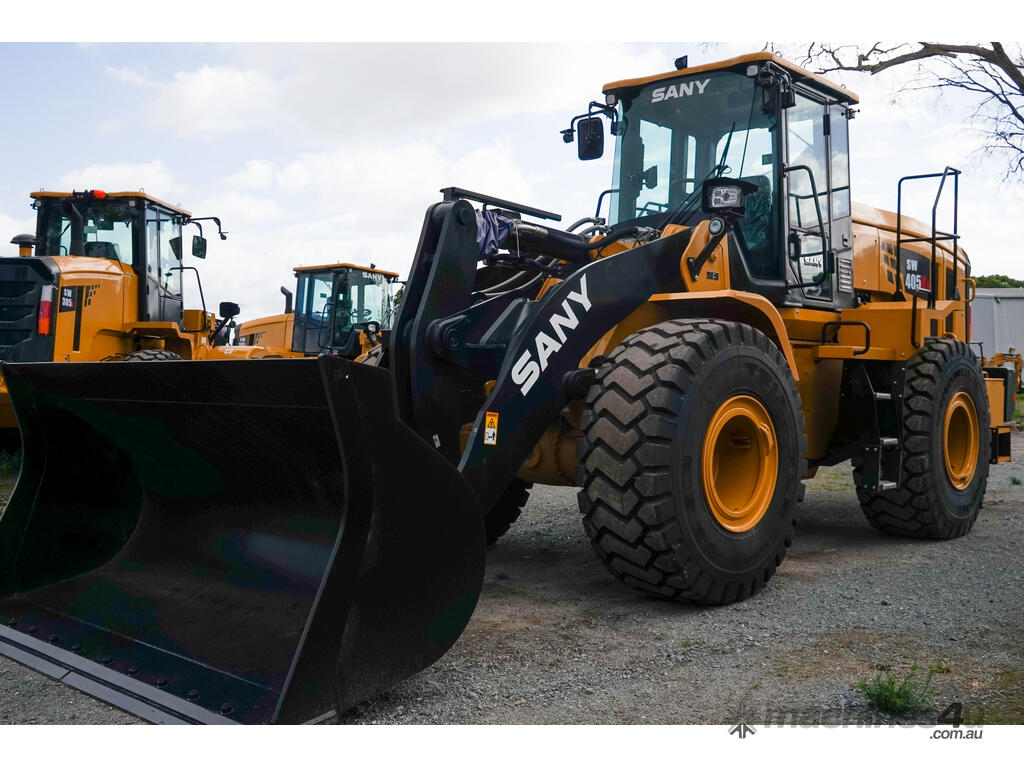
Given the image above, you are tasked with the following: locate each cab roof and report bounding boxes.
[294,263,400,279]
[30,190,192,218]
[603,51,859,105]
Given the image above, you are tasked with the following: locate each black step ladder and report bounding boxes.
[853,364,905,491]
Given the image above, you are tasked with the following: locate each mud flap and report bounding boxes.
[0,356,484,723]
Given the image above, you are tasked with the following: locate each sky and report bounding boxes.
[1,40,1022,322]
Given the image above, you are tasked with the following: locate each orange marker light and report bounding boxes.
[37,285,54,336]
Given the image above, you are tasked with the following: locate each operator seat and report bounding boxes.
[84,241,121,261]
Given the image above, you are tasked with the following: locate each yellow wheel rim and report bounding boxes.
[943,391,979,491]
[702,395,779,533]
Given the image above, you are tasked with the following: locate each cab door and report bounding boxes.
[782,92,854,309]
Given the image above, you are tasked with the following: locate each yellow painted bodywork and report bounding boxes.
[236,313,300,357]
[521,193,982,484]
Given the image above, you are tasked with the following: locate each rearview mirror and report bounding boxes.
[218,301,240,319]
[169,236,183,260]
[577,117,604,161]
[642,165,658,190]
[192,235,207,259]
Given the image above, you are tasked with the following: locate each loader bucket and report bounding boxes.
[0,356,484,724]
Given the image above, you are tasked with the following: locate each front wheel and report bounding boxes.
[577,319,806,605]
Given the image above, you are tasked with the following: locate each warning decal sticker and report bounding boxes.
[483,411,499,446]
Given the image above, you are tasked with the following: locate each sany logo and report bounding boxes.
[511,275,592,396]
[651,79,710,103]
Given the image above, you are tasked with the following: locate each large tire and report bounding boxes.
[124,349,183,362]
[854,338,990,538]
[485,478,532,545]
[577,319,806,605]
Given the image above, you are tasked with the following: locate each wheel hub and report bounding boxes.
[943,390,978,491]
[702,395,778,533]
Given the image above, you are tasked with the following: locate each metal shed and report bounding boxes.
[972,288,1024,358]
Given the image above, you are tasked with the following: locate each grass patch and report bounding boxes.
[679,639,694,648]
[1012,476,1022,486]
[856,663,939,715]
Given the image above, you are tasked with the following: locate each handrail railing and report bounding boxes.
[894,167,960,308]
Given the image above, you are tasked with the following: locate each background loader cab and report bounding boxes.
[0,189,238,448]
[236,263,399,361]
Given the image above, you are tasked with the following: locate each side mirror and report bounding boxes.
[642,165,658,190]
[577,117,605,161]
[169,236,183,260]
[218,301,240,319]
[192,235,208,259]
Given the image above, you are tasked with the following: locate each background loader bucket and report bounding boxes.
[0,357,484,724]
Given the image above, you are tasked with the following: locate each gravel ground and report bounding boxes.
[1,435,1022,725]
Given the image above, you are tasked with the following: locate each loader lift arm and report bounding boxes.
[391,198,692,511]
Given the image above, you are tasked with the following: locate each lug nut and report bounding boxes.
[127,665,139,676]
[220,704,234,715]
[186,689,200,701]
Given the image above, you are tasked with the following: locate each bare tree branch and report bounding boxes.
[803,42,1024,181]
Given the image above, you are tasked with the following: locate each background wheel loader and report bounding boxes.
[0,189,279,451]
[0,52,1015,723]
[235,262,400,364]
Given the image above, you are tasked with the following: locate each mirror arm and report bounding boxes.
[188,216,228,240]
[561,102,619,143]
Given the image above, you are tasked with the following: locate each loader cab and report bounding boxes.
[599,54,858,310]
[291,264,397,357]
[32,191,191,324]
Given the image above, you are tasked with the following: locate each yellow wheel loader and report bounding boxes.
[0,52,1015,723]
[235,262,400,364]
[0,190,277,450]
[981,347,1022,396]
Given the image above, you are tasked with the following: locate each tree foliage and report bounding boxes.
[802,43,1024,180]
[973,274,1024,288]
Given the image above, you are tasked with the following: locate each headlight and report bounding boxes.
[701,178,759,216]
[709,186,743,209]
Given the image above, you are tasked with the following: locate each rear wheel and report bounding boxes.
[124,349,183,362]
[854,338,989,538]
[577,319,806,605]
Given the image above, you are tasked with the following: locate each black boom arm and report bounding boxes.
[390,199,692,511]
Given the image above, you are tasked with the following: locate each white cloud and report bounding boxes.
[0,209,36,256]
[225,159,275,190]
[141,44,673,146]
[194,191,284,226]
[56,160,181,199]
[148,65,279,138]
[104,65,153,88]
